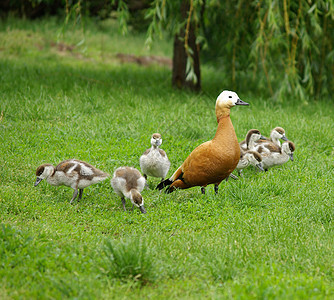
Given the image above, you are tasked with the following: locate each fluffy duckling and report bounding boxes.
[157,90,249,194]
[110,166,146,214]
[257,141,295,171]
[257,127,288,148]
[240,129,266,151]
[140,133,170,182]
[34,159,109,203]
[236,150,264,176]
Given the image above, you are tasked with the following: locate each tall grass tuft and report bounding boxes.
[102,238,155,285]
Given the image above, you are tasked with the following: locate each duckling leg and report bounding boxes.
[143,174,150,189]
[214,184,219,195]
[70,189,79,204]
[201,187,205,195]
[229,174,239,180]
[78,189,84,201]
[121,196,127,211]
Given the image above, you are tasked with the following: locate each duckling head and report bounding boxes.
[130,189,146,214]
[215,90,249,121]
[272,127,288,141]
[282,141,295,161]
[34,164,54,186]
[151,133,162,148]
[246,151,264,171]
[246,129,266,146]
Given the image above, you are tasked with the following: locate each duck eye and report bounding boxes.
[229,96,232,98]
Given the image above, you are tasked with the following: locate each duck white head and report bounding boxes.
[34,164,54,186]
[151,133,162,148]
[215,90,249,121]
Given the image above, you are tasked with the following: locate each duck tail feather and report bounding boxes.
[156,178,173,190]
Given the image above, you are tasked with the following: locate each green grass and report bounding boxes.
[0,17,334,299]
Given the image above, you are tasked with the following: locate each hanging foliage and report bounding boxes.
[202,0,334,100]
[143,0,334,100]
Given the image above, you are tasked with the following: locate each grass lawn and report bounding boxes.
[0,17,333,299]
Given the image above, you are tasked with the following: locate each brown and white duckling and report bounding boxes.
[257,141,295,171]
[235,150,264,176]
[257,127,288,148]
[240,129,266,151]
[34,159,110,203]
[140,133,170,182]
[110,166,146,214]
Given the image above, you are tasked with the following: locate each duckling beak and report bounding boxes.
[139,205,147,214]
[236,99,249,106]
[282,136,288,141]
[256,163,265,172]
[34,177,43,186]
[289,153,294,161]
[260,135,267,140]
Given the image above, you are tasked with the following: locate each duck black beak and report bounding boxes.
[236,99,249,105]
[260,135,267,140]
[139,205,147,214]
[289,153,294,161]
[34,177,43,186]
[282,136,288,141]
[257,163,265,171]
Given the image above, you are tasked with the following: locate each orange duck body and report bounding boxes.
[157,90,249,193]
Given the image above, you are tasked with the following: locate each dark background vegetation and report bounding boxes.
[1,0,333,101]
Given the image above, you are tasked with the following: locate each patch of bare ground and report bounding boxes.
[116,53,172,69]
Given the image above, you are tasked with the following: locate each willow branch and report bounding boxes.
[184,0,194,55]
[283,0,291,69]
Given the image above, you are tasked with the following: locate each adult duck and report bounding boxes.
[157,90,249,193]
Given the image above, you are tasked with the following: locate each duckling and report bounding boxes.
[110,166,146,214]
[236,149,264,176]
[257,127,288,148]
[157,90,249,194]
[257,141,295,171]
[239,129,266,151]
[34,159,109,203]
[139,133,170,183]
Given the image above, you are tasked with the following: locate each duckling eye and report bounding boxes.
[229,96,232,98]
